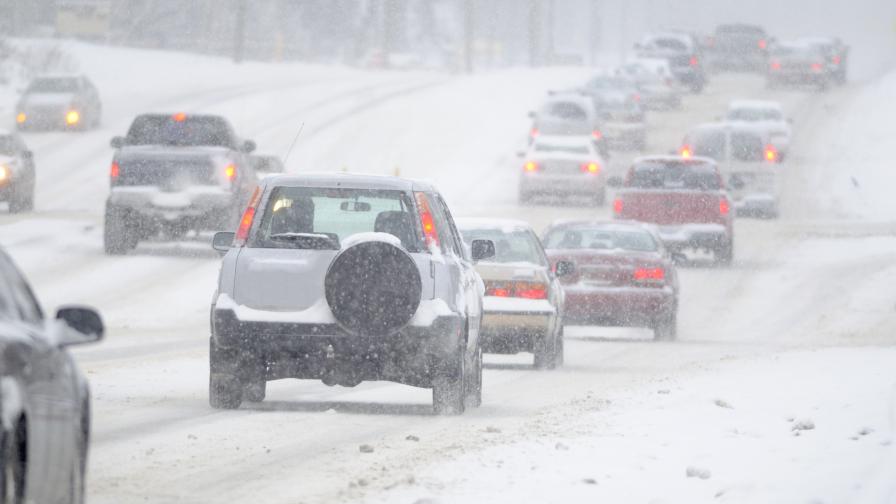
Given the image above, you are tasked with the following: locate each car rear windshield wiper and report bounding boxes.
[268,232,340,250]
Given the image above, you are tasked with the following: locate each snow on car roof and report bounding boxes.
[690,121,773,137]
[532,135,594,147]
[633,154,717,166]
[264,172,436,192]
[728,100,783,111]
[455,218,533,233]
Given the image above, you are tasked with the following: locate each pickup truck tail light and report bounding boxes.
[633,267,665,282]
[485,281,547,299]
[523,161,540,173]
[581,162,600,174]
[234,186,262,246]
[613,198,623,215]
[110,161,120,185]
[414,192,440,249]
[764,145,778,163]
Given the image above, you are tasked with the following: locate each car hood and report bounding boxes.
[19,92,75,108]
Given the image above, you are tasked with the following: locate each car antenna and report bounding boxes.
[282,122,305,166]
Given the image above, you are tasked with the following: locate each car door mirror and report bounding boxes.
[241,140,257,153]
[55,306,104,346]
[554,260,575,277]
[471,239,495,262]
[110,136,126,149]
[212,231,235,254]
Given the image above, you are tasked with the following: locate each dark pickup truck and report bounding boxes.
[611,156,734,265]
[104,113,258,254]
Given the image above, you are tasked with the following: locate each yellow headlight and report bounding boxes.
[66,110,80,125]
[15,112,26,124]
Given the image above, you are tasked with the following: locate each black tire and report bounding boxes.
[518,190,531,205]
[433,349,466,415]
[716,241,733,266]
[209,338,243,410]
[463,345,482,408]
[103,205,137,255]
[7,187,33,214]
[1,423,25,504]
[242,356,267,403]
[653,311,677,341]
[533,330,558,369]
[553,325,565,368]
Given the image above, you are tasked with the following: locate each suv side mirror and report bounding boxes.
[212,231,235,254]
[554,260,575,277]
[56,306,104,345]
[241,140,257,153]
[110,136,126,149]
[471,239,495,262]
[607,175,624,188]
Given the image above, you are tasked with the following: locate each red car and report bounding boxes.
[610,156,734,264]
[543,220,680,340]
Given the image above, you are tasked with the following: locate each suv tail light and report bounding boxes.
[592,130,602,141]
[234,186,262,246]
[770,60,781,71]
[719,197,730,215]
[485,281,547,299]
[225,163,236,181]
[680,145,692,159]
[613,198,623,214]
[764,145,778,163]
[689,56,698,67]
[810,62,823,72]
[414,192,440,249]
[581,162,600,174]
[523,161,540,173]
[633,267,665,282]
[110,161,120,185]
[758,39,767,50]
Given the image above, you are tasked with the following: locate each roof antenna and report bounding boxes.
[282,122,305,167]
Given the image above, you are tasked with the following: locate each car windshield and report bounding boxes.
[26,77,78,93]
[460,228,543,265]
[543,226,658,252]
[728,108,783,121]
[126,115,234,147]
[534,143,590,155]
[541,101,588,121]
[691,130,726,160]
[252,187,419,251]
[731,133,765,162]
[629,162,721,190]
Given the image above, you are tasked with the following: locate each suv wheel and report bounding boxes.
[432,349,466,415]
[463,346,482,408]
[103,205,138,255]
[653,311,677,341]
[209,338,243,410]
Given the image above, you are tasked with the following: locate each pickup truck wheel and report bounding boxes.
[715,242,733,266]
[433,350,466,415]
[463,345,482,408]
[653,312,677,341]
[209,338,243,410]
[104,206,138,255]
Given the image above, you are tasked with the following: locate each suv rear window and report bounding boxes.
[542,102,588,121]
[252,187,420,251]
[543,226,658,252]
[27,77,78,93]
[629,162,721,190]
[126,115,235,147]
[731,133,764,162]
[460,228,545,266]
[691,131,726,160]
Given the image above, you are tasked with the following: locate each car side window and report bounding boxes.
[528,230,550,268]
[0,254,43,324]
[427,193,461,257]
[435,195,469,261]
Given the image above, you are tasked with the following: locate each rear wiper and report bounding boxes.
[269,233,339,250]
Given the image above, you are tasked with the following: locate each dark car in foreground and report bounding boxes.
[611,156,734,264]
[104,113,259,254]
[543,220,679,340]
[0,247,104,504]
[15,75,101,131]
[0,132,36,213]
[209,174,494,415]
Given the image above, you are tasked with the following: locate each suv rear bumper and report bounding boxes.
[656,223,731,251]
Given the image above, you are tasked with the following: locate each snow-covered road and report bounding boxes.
[1,42,894,503]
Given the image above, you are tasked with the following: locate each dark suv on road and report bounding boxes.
[104,113,258,254]
[209,174,495,415]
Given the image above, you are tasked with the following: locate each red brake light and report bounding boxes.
[516,286,547,299]
[680,145,692,159]
[689,56,698,67]
[632,93,641,103]
[173,112,187,122]
[110,161,120,179]
[225,163,236,181]
[414,192,440,249]
[486,281,547,299]
[592,130,602,140]
[613,198,623,214]
[524,161,539,172]
[234,186,262,246]
[530,127,539,138]
[764,145,778,162]
[811,62,823,72]
[833,55,841,65]
[770,61,781,71]
[719,197,730,215]
[758,39,767,49]
[487,287,511,297]
[581,162,600,174]
[633,267,665,281]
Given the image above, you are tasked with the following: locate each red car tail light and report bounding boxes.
[719,197,730,215]
[764,144,778,163]
[613,198,623,214]
[770,60,781,71]
[225,163,236,181]
[485,281,547,299]
[524,161,540,173]
[811,62,823,72]
[234,186,262,246]
[680,145,692,159]
[592,130,602,140]
[689,56,698,67]
[633,267,665,281]
[581,162,600,174]
[110,161,120,180]
[758,39,767,49]
[414,192,440,249]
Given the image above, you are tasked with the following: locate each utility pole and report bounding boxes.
[545,0,554,65]
[589,0,600,66]
[527,0,540,67]
[462,0,474,73]
[233,0,247,63]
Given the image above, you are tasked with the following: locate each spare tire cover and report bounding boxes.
[325,241,422,336]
